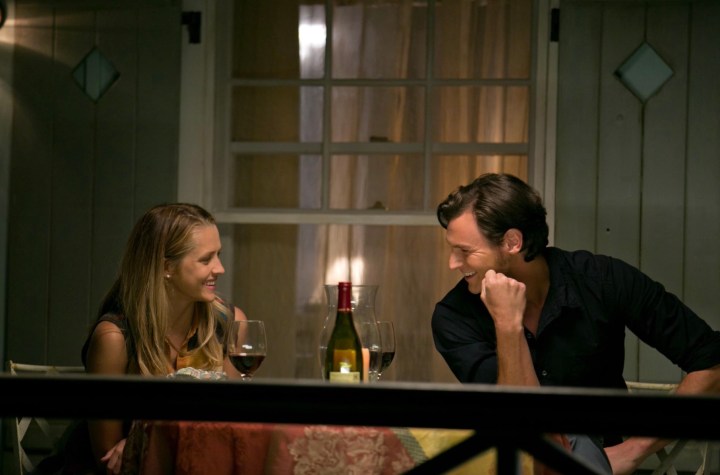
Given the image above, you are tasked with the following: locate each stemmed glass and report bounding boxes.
[376,321,395,380]
[358,322,382,382]
[226,320,267,381]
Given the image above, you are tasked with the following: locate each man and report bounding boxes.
[431,173,720,474]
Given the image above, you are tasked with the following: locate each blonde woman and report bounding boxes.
[80,203,246,474]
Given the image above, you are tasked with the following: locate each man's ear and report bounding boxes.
[503,229,523,253]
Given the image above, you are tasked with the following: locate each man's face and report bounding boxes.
[445,210,507,294]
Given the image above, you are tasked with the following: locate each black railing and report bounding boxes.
[2,374,718,474]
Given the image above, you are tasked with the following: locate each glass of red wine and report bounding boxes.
[226,320,267,381]
[376,321,395,380]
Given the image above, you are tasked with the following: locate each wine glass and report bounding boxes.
[358,322,382,382]
[376,321,395,380]
[226,320,267,381]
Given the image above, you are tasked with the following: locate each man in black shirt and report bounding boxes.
[432,173,720,474]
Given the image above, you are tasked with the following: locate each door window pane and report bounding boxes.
[430,154,528,205]
[232,86,323,142]
[435,0,532,79]
[233,154,321,209]
[332,0,427,79]
[233,2,326,79]
[328,155,425,210]
[331,87,424,142]
[433,86,529,143]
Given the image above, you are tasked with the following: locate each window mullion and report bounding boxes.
[423,0,437,211]
[321,0,333,211]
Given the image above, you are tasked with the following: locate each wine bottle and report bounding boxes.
[324,282,364,383]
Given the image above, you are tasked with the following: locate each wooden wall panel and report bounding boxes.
[48,19,96,362]
[134,7,180,214]
[554,3,601,251]
[596,5,645,381]
[638,4,689,382]
[6,6,55,364]
[91,11,140,322]
[596,5,643,263]
[685,3,720,332]
[0,0,11,367]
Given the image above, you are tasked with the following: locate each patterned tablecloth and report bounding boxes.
[120,370,533,474]
[121,420,533,475]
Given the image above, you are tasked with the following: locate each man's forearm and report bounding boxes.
[606,364,720,474]
[495,328,539,387]
[675,364,720,395]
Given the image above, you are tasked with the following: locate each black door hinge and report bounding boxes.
[550,8,560,42]
[182,11,202,44]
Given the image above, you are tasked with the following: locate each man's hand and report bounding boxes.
[481,269,538,387]
[604,437,659,475]
[480,269,526,332]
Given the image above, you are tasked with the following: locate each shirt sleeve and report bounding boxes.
[605,257,720,373]
[431,299,499,384]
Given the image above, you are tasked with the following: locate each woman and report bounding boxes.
[81,203,247,474]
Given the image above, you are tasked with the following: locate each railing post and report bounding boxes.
[497,443,521,475]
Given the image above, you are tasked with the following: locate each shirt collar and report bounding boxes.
[538,247,583,333]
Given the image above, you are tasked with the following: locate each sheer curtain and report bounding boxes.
[230,0,531,382]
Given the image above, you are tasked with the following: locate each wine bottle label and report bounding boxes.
[329,371,360,383]
[328,351,361,383]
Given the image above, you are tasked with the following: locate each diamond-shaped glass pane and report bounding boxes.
[615,43,673,103]
[72,48,119,102]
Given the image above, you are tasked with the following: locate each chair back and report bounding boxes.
[7,360,85,475]
[626,380,711,475]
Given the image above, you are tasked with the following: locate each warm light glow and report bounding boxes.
[298,23,326,62]
[350,257,365,284]
[326,256,365,285]
[326,257,349,285]
[0,13,77,66]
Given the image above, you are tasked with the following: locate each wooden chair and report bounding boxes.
[6,360,85,475]
[626,380,711,475]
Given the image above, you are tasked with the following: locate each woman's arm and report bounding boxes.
[233,306,248,322]
[84,321,129,474]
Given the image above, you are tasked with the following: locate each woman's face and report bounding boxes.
[167,224,225,304]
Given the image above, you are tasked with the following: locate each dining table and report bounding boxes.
[116,368,535,474]
[120,419,534,475]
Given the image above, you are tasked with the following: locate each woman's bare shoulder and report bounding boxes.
[233,306,248,321]
[86,320,128,374]
[92,320,125,338]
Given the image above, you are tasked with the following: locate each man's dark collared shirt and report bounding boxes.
[432,247,720,389]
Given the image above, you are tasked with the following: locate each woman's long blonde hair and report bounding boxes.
[99,203,228,375]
